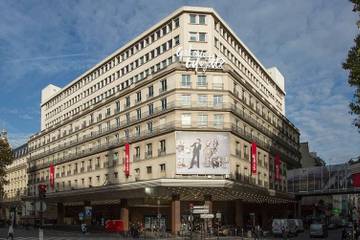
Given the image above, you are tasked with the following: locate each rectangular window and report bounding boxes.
[148,103,154,115]
[160,79,167,92]
[190,14,196,24]
[181,94,191,106]
[198,95,208,106]
[136,91,142,102]
[213,95,223,106]
[147,166,152,174]
[214,114,224,127]
[197,75,207,86]
[147,121,153,133]
[189,32,197,41]
[136,108,141,120]
[125,96,130,107]
[160,139,166,153]
[197,113,208,127]
[160,164,166,172]
[126,112,130,124]
[181,75,191,87]
[148,85,154,98]
[181,113,192,126]
[199,32,206,42]
[135,146,140,158]
[174,35,180,45]
[199,15,206,25]
[161,98,167,110]
[146,143,152,157]
[135,125,141,136]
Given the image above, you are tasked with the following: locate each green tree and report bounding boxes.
[0,138,13,197]
[343,0,360,130]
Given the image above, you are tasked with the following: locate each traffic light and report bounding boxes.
[38,184,47,199]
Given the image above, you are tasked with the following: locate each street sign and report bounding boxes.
[35,201,47,212]
[193,209,209,214]
[200,214,214,219]
[193,205,209,209]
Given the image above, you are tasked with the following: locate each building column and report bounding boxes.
[120,199,129,232]
[57,203,64,224]
[204,195,213,233]
[235,199,244,228]
[171,194,181,235]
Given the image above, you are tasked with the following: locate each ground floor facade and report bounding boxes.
[25,179,297,234]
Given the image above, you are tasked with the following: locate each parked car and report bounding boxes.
[310,223,328,238]
[272,219,288,237]
[293,219,304,232]
[287,219,298,236]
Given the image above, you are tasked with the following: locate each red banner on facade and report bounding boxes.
[251,142,257,174]
[124,143,130,177]
[275,154,281,181]
[49,163,55,190]
[352,173,360,187]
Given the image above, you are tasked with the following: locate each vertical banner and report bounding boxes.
[124,143,130,177]
[49,163,55,190]
[275,154,281,181]
[251,142,257,174]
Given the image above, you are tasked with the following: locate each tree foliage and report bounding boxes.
[0,138,13,196]
[343,0,360,130]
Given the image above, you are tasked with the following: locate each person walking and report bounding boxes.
[7,224,14,240]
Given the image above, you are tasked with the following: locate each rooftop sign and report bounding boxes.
[176,46,225,72]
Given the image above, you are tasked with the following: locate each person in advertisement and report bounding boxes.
[189,138,202,169]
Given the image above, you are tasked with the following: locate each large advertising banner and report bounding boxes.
[175,131,230,175]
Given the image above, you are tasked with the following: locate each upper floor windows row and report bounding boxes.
[44,17,180,110]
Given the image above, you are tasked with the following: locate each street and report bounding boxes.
[0,226,345,240]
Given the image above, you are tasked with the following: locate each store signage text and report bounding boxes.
[176,47,225,72]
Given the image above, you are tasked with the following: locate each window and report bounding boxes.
[161,98,167,110]
[199,15,206,25]
[197,75,207,86]
[136,91,142,102]
[198,113,208,126]
[116,117,120,127]
[181,94,191,106]
[135,146,140,158]
[214,114,224,127]
[181,113,192,126]
[125,96,130,107]
[181,75,191,87]
[160,79,167,92]
[126,112,130,124]
[148,103,154,115]
[115,101,120,112]
[174,35,180,45]
[147,166,152,174]
[213,95,223,106]
[136,108,141,120]
[198,95,208,106]
[199,32,206,42]
[160,139,166,153]
[148,85,154,98]
[146,143,152,157]
[113,152,118,161]
[135,125,141,136]
[174,18,179,28]
[147,121,153,133]
[189,32,197,41]
[106,108,111,116]
[190,14,196,24]
[160,164,166,172]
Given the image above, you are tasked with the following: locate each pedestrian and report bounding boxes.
[7,224,14,240]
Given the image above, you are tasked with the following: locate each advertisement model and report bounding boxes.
[176,131,230,175]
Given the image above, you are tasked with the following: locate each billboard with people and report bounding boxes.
[175,131,230,175]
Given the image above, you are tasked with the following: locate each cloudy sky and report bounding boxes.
[0,0,359,164]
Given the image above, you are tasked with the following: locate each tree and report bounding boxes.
[0,138,13,197]
[343,0,360,131]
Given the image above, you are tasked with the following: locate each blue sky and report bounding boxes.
[0,0,359,164]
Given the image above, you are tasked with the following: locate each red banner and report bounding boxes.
[49,163,55,190]
[275,154,281,181]
[352,173,360,187]
[251,142,257,174]
[124,143,130,177]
